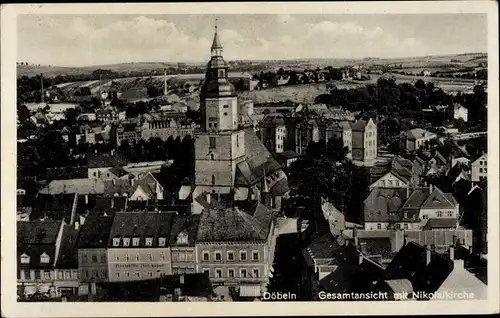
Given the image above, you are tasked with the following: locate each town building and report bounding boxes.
[406,128,437,151]
[326,120,352,156]
[107,211,176,282]
[351,118,377,166]
[87,150,128,180]
[369,157,421,190]
[139,112,197,141]
[116,121,141,146]
[257,114,287,153]
[471,153,487,182]
[77,214,115,290]
[169,215,200,275]
[96,106,119,123]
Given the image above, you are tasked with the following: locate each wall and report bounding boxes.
[369,172,408,189]
[204,97,239,131]
[196,243,268,287]
[88,167,117,180]
[170,246,197,274]
[419,207,459,227]
[107,247,172,282]
[78,248,109,283]
[364,222,390,231]
[471,157,487,182]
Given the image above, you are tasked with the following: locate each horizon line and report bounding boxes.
[17,51,487,69]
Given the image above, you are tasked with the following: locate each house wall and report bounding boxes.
[275,125,286,153]
[129,186,149,201]
[78,248,109,283]
[88,167,118,180]
[107,247,172,282]
[170,246,197,274]
[471,156,487,182]
[196,243,269,287]
[419,207,459,227]
[369,172,408,189]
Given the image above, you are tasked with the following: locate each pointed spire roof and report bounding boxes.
[211,22,223,50]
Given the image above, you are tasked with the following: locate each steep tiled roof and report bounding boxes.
[55,224,80,269]
[421,188,457,209]
[31,193,76,223]
[406,128,435,140]
[77,214,115,248]
[108,211,176,247]
[363,188,407,222]
[359,237,393,259]
[402,188,430,209]
[168,214,200,246]
[17,221,62,269]
[196,198,273,243]
[270,178,290,195]
[40,179,105,195]
[302,232,341,266]
[87,151,127,168]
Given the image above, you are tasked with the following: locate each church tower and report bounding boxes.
[194,22,246,196]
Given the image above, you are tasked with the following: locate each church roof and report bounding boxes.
[211,26,223,50]
[234,129,282,186]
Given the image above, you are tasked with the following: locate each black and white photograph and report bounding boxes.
[1,1,498,316]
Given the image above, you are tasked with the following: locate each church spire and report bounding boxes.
[211,19,223,56]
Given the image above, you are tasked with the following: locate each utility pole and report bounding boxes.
[40,73,44,103]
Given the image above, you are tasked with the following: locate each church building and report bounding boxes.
[179,24,290,298]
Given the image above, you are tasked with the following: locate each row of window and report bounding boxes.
[112,237,167,247]
[82,269,107,279]
[379,179,403,187]
[20,254,49,264]
[113,252,165,262]
[202,250,259,262]
[434,211,454,218]
[113,271,165,279]
[479,167,487,173]
[20,270,78,281]
[204,268,260,278]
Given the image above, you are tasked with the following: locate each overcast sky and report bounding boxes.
[17,14,487,66]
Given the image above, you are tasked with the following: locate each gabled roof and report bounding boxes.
[195,196,273,243]
[17,221,62,269]
[421,187,458,210]
[40,179,105,195]
[108,211,176,247]
[363,188,407,222]
[31,193,76,223]
[472,154,487,165]
[55,224,80,269]
[406,128,436,140]
[87,151,127,168]
[78,214,115,248]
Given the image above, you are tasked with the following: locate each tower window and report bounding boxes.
[209,137,216,149]
[224,112,228,116]
[219,70,224,77]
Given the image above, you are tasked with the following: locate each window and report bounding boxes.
[203,251,209,261]
[58,271,63,280]
[223,105,229,109]
[479,168,483,173]
[223,112,228,116]
[240,269,247,278]
[115,272,120,278]
[145,238,153,246]
[20,254,30,264]
[209,123,212,128]
[227,251,234,261]
[252,251,259,261]
[240,251,247,261]
[159,237,166,246]
[147,253,153,261]
[219,70,224,77]
[209,137,216,149]
[203,268,210,276]
[212,175,216,185]
[437,211,443,217]
[135,254,140,261]
[210,153,215,160]
[404,224,408,230]
[148,272,153,278]
[65,270,71,279]
[236,135,239,147]
[377,224,382,230]
[215,252,222,261]
[215,269,222,278]
[136,272,140,278]
[252,269,259,278]
[113,238,120,246]
[101,255,106,263]
[44,271,50,280]
[132,238,139,246]
[102,271,107,279]
[447,211,454,217]
[125,254,130,261]
[92,255,98,263]
[40,253,50,264]
[423,215,428,219]
[160,253,165,261]
[228,269,235,278]
[24,270,31,280]
[115,255,120,261]
[123,238,130,246]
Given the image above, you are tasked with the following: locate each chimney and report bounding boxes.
[111,149,115,156]
[426,246,432,266]
[74,221,80,230]
[206,193,211,204]
[449,246,455,261]
[429,183,433,194]
[111,197,115,209]
[359,242,368,254]
[113,179,116,185]
[85,194,89,204]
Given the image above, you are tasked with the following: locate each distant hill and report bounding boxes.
[17,53,487,78]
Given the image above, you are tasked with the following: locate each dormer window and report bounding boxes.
[133,238,140,246]
[159,237,166,247]
[123,238,130,247]
[177,232,188,244]
[40,252,50,264]
[113,237,120,247]
[20,253,30,264]
[145,237,153,247]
